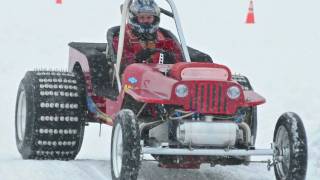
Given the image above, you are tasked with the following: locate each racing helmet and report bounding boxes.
[129,0,161,40]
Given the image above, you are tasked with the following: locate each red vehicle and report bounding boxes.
[15,0,308,180]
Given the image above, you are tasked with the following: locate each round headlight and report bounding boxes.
[175,84,188,98]
[227,86,241,100]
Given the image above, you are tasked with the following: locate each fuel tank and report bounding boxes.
[176,121,239,147]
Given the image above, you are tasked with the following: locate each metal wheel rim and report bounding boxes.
[17,90,27,142]
[112,123,123,178]
[275,125,290,178]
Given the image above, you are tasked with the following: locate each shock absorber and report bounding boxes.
[155,104,167,120]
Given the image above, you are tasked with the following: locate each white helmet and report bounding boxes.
[129,0,161,40]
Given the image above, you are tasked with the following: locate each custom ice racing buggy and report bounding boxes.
[15,0,308,180]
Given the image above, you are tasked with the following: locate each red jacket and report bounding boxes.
[113,25,183,65]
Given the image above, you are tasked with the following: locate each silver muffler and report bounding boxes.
[176,121,239,147]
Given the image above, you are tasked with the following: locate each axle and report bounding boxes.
[142,147,274,156]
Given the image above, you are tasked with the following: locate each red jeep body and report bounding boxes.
[68,45,265,125]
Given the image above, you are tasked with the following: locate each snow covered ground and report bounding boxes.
[0,0,319,179]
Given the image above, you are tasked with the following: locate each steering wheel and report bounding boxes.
[135,48,175,64]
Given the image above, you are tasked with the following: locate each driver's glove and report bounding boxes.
[134,48,154,63]
[162,51,175,64]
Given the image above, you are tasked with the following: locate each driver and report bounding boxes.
[113,0,183,66]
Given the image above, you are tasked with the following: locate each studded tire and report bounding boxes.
[15,70,86,160]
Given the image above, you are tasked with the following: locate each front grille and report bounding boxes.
[185,82,230,114]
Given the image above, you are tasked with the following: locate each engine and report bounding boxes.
[148,115,251,148]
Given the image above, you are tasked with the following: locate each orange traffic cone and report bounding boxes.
[246,0,255,24]
[56,0,62,4]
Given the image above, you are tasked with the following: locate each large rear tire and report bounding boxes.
[273,112,308,180]
[111,109,141,180]
[15,71,86,160]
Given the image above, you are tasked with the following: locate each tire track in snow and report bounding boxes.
[0,159,274,180]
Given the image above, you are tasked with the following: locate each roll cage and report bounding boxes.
[114,0,191,92]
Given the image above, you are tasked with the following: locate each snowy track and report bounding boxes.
[0,159,274,180]
[0,124,276,180]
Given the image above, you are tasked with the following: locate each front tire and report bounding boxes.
[273,112,308,180]
[111,109,141,180]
